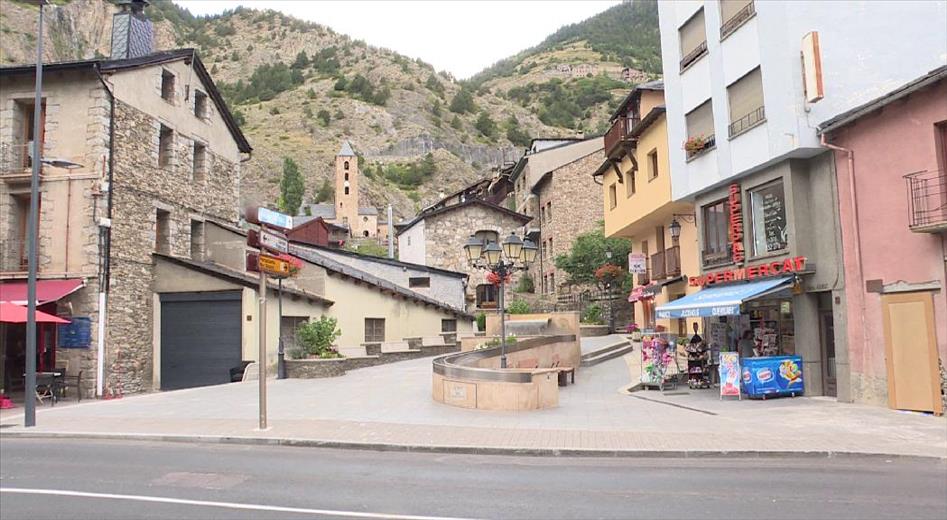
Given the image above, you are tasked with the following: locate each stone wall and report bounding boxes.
[531,151,604,296]
[104,99,240,395]
[286,344,460,379]
[422,204,530,311]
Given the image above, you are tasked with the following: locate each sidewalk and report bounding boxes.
[2,350,945,459]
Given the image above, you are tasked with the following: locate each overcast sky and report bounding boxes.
[174,1,621,79]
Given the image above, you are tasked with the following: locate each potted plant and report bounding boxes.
[627,323,642,341]
[296,316,343,359]
[683,135,708,155]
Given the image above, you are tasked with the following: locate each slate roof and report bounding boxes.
[338,140,356,157]
[290,241,468,279]
[301,203,337,220]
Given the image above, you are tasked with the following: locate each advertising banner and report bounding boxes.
[719,352,741,397]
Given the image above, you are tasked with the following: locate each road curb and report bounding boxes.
[3,430,944,462]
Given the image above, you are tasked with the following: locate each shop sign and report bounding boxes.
[628,253,647,274]
[728,183,745,264]
[689,256,807,287]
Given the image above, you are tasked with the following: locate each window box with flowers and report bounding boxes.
[684,134,716,160]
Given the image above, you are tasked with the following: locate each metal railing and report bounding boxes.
[728,106,765,137]
[0,142,35,173]
[905,169,947,232]
[680,41,708,71]
[686,134,716,160]
[702,249,731,269]
[720,1,756,39]
[651,250,666,280]
[665,245,682,277]
[0,238,28,272]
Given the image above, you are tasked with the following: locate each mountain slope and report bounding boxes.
[0,0,661,219]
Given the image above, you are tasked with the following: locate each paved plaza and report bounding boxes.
[2,336,945,458]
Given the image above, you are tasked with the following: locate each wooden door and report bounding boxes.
[881,291,943,414]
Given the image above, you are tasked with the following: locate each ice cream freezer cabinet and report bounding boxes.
[741,355,804,399]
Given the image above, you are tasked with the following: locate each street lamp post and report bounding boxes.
[464,232,537,368]
[605,250,614,333]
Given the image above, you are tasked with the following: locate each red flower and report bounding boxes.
[486,270,512,286]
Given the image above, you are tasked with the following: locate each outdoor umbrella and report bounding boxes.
[0,302,70,324]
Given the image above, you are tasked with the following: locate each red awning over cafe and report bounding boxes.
[0,302,71,324]
[0,279,84,306]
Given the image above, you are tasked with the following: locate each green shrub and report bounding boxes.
[476,312,486,332]
[296,316,342,358]
[507,299,531,314]
[316,109,331,126]
[581,304,604,325]
[514,273,535,293]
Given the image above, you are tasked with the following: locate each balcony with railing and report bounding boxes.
[0,238,28,272]
[651,250,666,280]
[665,245,681,277]
[728,106,765,138]
[720,1,756,39]
[604,115,640,160]
[679,41,708,72]
[905,169,947,233]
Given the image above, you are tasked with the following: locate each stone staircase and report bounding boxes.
[580,337,634,367]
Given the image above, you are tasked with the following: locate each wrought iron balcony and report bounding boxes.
[679,41,708,72]
[0,238,28,272]
[728,106,765,138]
[0,142,35,175]
[720,1,756,39]
[604,115,640,160]
[905,169,947,233]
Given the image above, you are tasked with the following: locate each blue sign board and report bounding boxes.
[58,316,92,349]
[258,207,293,230]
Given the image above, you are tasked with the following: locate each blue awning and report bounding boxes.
[655,277,794,319]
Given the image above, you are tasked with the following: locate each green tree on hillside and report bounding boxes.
[505,116,531,147]
[475,111,497,138]
[292,51,310,69]
[425,73,445,97]
[449,88,476,114]
[278,157,305,215]
[314,178,333,203]
[555,223,631,288]
[316,109,331,126]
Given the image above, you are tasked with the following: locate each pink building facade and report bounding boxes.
[820,67,947,414]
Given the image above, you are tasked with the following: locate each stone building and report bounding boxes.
[396,200,531,312]
[0,0,250,396]
[530,150,605,296]
[299,141,383,239]
[508,137,604,296]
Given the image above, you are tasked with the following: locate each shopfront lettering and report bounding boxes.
[728,183,745,264]
[689,256,808,287]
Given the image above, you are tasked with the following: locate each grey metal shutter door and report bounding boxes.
[160,291,242,390]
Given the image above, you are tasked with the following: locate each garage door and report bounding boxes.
[160,291,242,390]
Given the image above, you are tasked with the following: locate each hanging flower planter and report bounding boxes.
[683,135,708,154]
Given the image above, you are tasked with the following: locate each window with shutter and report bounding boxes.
[679,8,708,71]
[720,0,755,38]
[727,67,766,137]
[686,100,715,141]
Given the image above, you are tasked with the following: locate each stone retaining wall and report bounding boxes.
[286,344,460,379]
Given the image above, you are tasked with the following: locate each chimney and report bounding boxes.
[110,0,154,60]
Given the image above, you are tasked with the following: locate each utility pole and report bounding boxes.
[277,278,285,379]
[24,0,46,428]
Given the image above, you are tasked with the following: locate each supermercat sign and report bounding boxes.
[689,256,807,287]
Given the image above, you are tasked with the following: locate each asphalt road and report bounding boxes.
[0,438,944,520]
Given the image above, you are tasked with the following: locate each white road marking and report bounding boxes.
[0,487,479,520]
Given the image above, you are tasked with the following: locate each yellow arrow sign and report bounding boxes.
[258,254,290,277]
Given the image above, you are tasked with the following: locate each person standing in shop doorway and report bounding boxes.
[689,322,703,345]
[739,330,755,358]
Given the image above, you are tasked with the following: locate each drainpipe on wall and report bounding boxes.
[821,134,866,376]
[94,65,115,398]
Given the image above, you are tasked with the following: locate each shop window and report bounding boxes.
[609,183,617,209]
[702,199,730,267]
[161,70,175,102]
[189,220,204,260]
[749,180,788,256]
[679,8,707,71]
[192,142,207,180]
[727,67,765,137]
[476,284,497,308]
[364,318,385,343]
[441,319,457,333]
[194,90,209,119]
[155,209,171,254]
[685,100,715,158]
[409,277,430,288]
[158,125,173,169]
[647,149,659,181]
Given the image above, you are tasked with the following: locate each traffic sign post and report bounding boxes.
[258,254,291,277]
[260,230,288,254]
